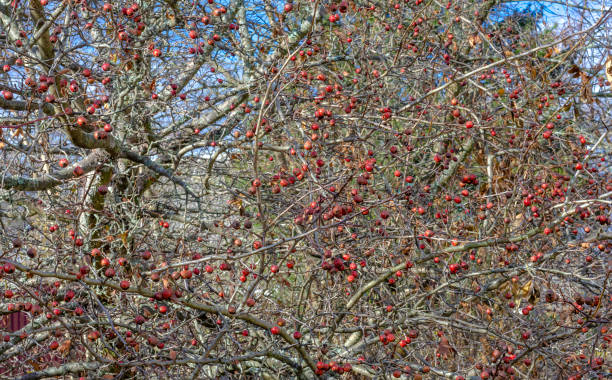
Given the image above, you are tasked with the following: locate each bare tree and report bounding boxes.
[1,0,610,379]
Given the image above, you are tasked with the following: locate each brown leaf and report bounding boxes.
[57,339,72,357]
[468,34,482,47]
[119,231,129,247]
[436,336,456,360]
[479,337,491,362]
[605,56,612,90]
[525,62,537,80]
[28,360,42,371]
[229,198,243,209]
[544,47,557,59]
[169,349,177,361]
[513,280,532,299]
[567,64,581,78]
[579,73,593,104]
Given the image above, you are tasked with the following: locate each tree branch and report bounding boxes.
[0,149,110,191]
[18,362,102,380]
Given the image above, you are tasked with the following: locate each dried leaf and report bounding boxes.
[544,47,555,58]
[568,65,581,78]
[525,62,537,80]
[437,336,456,360]
[468,34,482,47]
[579,73,593,104]
[57,339,72,356]
[513,280,532,299]
[479,337,491,362]
[119,231,128,247]
[230,198,243,209]
[169,349,177,361]
[605,56,612,90]
[28,360,42,371]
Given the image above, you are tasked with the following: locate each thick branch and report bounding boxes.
[0,149,110,191]
[18,362,102,380]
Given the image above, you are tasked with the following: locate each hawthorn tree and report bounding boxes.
[1,0,611,379]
